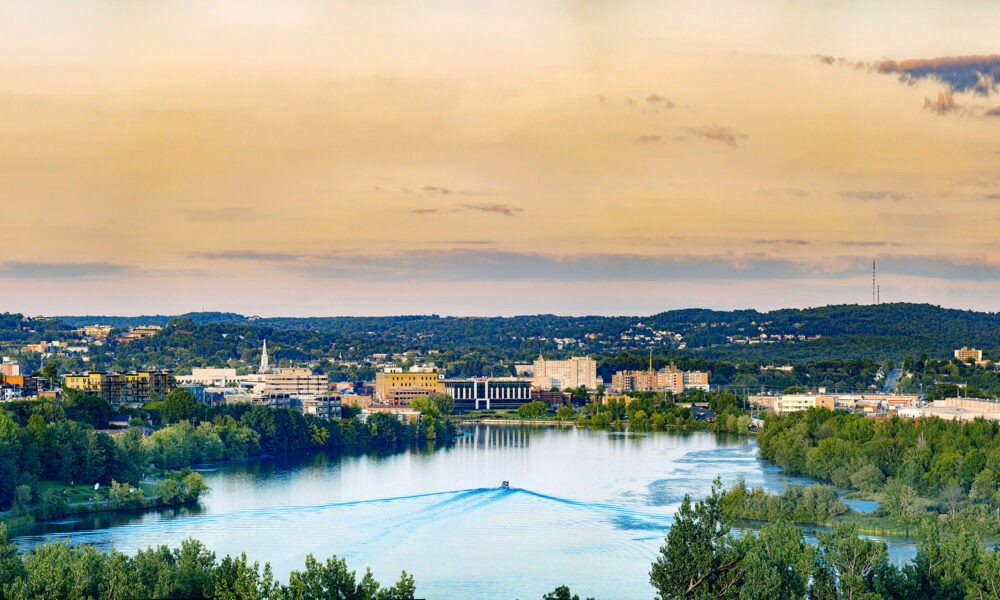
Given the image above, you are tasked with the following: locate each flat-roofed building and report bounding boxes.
[375,368,445,405]
[445,378,533,412]
[292,394,342,419]
[261,368,327,396]
[610,363,710,394]
[532,356,598,390]
[178,367,239,387]
[64,370,175,407]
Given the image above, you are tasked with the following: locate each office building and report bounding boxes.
[445,378,533,412]
[375,367,445,405]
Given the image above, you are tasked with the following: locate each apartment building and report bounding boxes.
[532,356,598,390]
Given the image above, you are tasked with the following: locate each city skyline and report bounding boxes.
[2,2,1000,316]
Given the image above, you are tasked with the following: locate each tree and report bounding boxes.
[409,397,440,418]
[542,586,596,600]
[161,389,198,424]
[517,401,549,419]
[556,405,576,420]
[815,523,887,600]
[650,478,743,599]
[431,394,455,416]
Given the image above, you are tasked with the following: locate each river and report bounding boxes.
[12,425,916,599]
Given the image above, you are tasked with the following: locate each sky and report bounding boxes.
[2,1,999,317]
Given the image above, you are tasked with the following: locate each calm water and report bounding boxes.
[13,426,915,599]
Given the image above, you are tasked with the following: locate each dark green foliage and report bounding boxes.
[759,409,1000,531]
[0,527,415,600]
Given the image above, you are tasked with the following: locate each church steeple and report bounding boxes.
[259,339,270,374]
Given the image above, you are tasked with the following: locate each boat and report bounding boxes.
[500,480,510,489]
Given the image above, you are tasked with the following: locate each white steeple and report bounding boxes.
[259,339,270,374]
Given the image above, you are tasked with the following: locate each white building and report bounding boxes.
[532,356,598,390]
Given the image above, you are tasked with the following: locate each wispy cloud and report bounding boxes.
[983,193,1000,200]
[753,239,811,246]
[459,203,524,216]
[181,206,262,223]
[924,91,958,114]
[876,55,1000,95]
[0,261,136,279]
[411,208,438,215]
[646,94,674,108]
[842,190,907,201]
[986,107,1000,117]
[188,250,311,262]
[687,125,747,147]
[758,188,811,198]
[636,135,663,144]
[840,241,904,248]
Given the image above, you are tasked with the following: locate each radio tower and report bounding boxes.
[872,259,876,305]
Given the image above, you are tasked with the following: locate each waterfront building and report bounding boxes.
[374,367,446,405]
[292,394,342,419]
[261,368,328,396]
[445,378,533,412]
[532,356,598,390]
[64,371,176,407]
[610,363,710,394]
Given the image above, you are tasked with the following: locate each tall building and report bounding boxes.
[532,356,598,390]
[375,367,446,405]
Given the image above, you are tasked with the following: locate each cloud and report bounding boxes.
[924,91,958,114]
[181,206,261,223]
[841,190,907,201]
[421,185,451,195]
[0,261,137,279]
[759,188,811,198]
[876,55,1000,95]
[411,208,438,214]
[753,239,811,246]
[840,241,904,248]
[459,203,524,216]
[636,135,663,144]
[189,250,310,262]
[986,107,1000,117]
[984,193,1000,200]
[687,125,747,147]
[646,94,674,108]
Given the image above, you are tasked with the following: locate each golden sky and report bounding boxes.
[2,1,1000,315]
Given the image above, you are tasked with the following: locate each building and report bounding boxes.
[610,363,710,394]
[292,394,342,419]
[121,325,162,344]
[445,378,533,412]
[533,388,572,408]
[750,391,921,416]
[64,371,175,407]
[374,367,446,405]
[261,368,328,396]
[532,356,598,390]
[899,398,1000,422]
[954,347,989,366]
[177,367,239,387]
[0,359,20,377]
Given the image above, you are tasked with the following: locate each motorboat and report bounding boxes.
[500,480,510,489]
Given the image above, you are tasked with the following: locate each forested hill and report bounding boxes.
[48,303,1000,362]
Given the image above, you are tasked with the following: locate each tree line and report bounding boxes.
[759,408,1000,533]
[0,394,455,517]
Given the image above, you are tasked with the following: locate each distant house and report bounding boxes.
[691,406,716,422]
